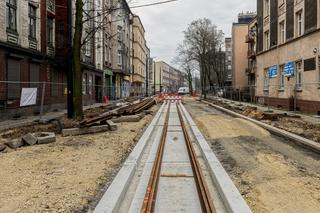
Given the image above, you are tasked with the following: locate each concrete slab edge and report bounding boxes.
[180,103,252,213]
[93,104,165,213]
[201,100,320,153]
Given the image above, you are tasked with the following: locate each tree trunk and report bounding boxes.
[72,0,84,119]
[187,69,193,96]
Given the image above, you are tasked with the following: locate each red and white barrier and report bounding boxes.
[161,95,183,103]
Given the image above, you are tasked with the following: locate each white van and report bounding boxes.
[178,87,189,95]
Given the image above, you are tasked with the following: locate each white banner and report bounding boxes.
[20,88,38,107]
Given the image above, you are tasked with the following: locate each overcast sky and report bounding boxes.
[131,0,256,64]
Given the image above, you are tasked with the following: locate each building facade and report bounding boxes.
[256,0,320,113]
[110,0,131,99]
[0,0,71,119]
[154,61,186,93]
[246,17,258,88]
[131,15,146,96]
[232,12,256,90]
[225,37,232,86]
[0,0,151,119]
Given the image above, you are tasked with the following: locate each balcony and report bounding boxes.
[247,49,256,59]
[246,63,257,75]
[245,34,255,43]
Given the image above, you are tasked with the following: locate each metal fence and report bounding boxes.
[205,82,320,112]
[0,81,164,121]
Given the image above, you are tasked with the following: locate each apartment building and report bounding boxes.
[145,46,151,96]
[225,38,232,86]
[232,12,256,90]
[154,61,186,93]
[154,61,170,93]
[246,17,258,87]
[0,0,69,118]
[102,0,114,100]
[256,0,320,113]
[110,0,132,99]
[131,15,147,96]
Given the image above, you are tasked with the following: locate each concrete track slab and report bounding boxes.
[155,177,202,213]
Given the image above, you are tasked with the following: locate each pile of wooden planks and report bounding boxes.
[80,98,156,127]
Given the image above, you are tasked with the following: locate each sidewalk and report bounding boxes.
[207,95,320,125]
[0,103,106,131]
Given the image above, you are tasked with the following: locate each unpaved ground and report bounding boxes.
[205,98,320,143]
[0,105,159,213]
[185,98,320,213]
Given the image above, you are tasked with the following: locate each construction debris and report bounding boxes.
[112,115,142,123]
[80,97,156,128]
[36,132,56,144]
[0,144,7,152]
[106,120,118,131]
[4,139,24,149]
[205,98,320,143]
[22,133,38,146]
[62,125,111,137]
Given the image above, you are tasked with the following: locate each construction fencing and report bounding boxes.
[0,81,161,121]
[205,82,320,112]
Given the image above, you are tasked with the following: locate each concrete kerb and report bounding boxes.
[201,100,320,153]
[179,103,252,213]
[93,103,166,213]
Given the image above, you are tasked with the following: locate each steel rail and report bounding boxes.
[177,103,217,213]
[141,102,171,213]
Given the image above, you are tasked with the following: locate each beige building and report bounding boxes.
[154,61,186,93]
[154,61,170,93]
[255,0,320,113]
[131,15,147,95]
[232,12,256,90]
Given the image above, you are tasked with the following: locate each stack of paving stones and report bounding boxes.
[0,132,56,153]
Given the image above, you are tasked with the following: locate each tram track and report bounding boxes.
[94,101,252,213]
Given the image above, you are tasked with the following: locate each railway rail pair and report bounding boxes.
[141,102,216,213]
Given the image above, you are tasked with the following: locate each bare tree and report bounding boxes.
[180,18,225,99]
[174,44,196,95]
[71,0,124,119]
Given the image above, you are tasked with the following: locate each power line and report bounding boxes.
[130,0,180,9]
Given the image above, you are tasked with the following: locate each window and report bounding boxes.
[264,68,269,90]
[88,75,93,95]
[82,73,87,95]
[279,21,285,44]
[117,26,122,41]
[29,63,39,88]
[296,61,303,89]
[296,11,303,36]
[264,0,270,17]
[279,65,285,89]
[6,0,17,31]
[51,70,59,97]
[47,17,54,47]
[118,50,122,65]
[264,30,270,50]
[29,5,37,39]
[7,59,20,99]
[84,29,92,56]
[57,21,64,48]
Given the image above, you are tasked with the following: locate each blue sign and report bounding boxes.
[268,65,278,78]
[283,62,295,77]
